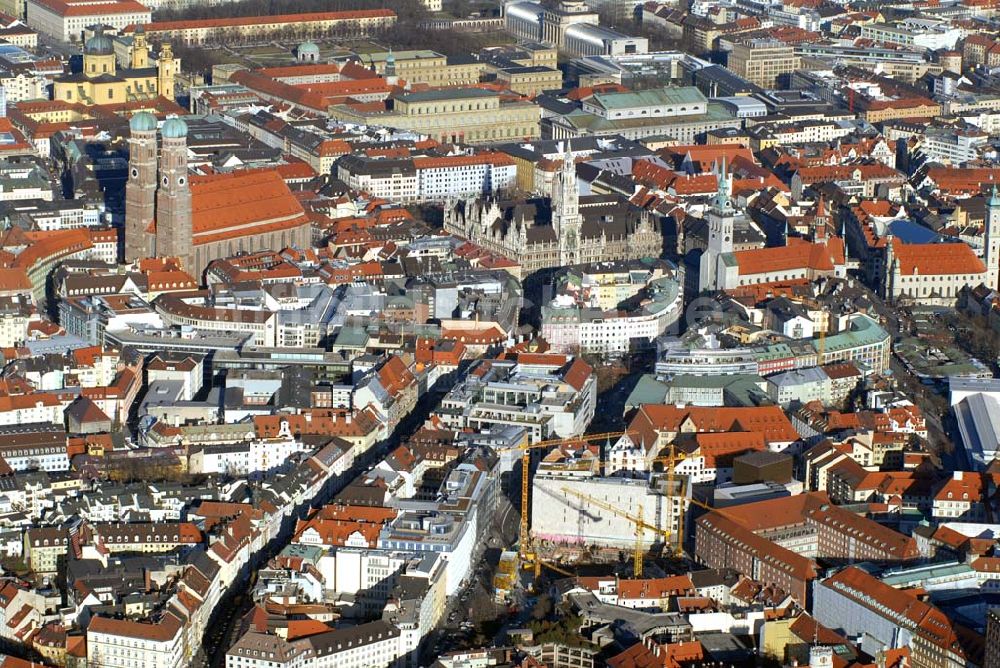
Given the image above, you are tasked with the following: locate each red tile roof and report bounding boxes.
[257,63,340,79]
[189,169,308,245]
[32,0,148,17]
[632,404,799,445]
[88,612,183,642]
[734,237,845,276]
[693,431,766,467]
[413,153,515,169]
[377,356,415,396]
[562,357,592,392]
[660,143,756,170]
[890,238,986,276]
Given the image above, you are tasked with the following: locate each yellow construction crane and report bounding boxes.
[635,505,644,577]
[560,486,673,577]
[514,431,690,578]
[516,431,626,576]
[662,443,688,553]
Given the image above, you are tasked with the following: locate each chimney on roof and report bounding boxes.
[954,471,963,480]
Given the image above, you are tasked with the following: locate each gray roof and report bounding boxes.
[588,86,706,111]
[397,88,498,103]
[767,366,829,388]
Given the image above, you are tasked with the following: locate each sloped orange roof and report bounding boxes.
[88,612,184,642]
[616,575,695,600]
[693,431,766,467]
[441,325,506,344]
[2,229,92,272]
[258,63,340,79]
[821,567,968,657]
[734,237,845,276]
[891,238,985,276]
[660,143,756,169]
[633,404,799,444]
[668,173,716,195]
[292,505,395,547]
[252,409,379,439]
[285,620,336,640]
[631,159,674,190]
[377,356,415,396]
[563,357,592,392]
[0,269,31,292]
[190,169,308,243]
[796,162,900,183]
[413,153,515,169]
[606,642,660,668]
[33,0,148,16]
[274,161,317,181]
[516,352,568,366]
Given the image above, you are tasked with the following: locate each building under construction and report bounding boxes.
[529,447,691,557]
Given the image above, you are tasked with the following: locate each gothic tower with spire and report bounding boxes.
[384,49,398,87]
[124,111,158,262]
[155,117,192,269]
[553,146,582,266]
[986,185,1000,291]
[699,159,735,292]
[883,229,896,302]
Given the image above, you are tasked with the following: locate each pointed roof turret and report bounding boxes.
[711,157,733,213]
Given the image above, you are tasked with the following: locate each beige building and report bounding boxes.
[507,43,558,68]
[0,22,38,48]
[727,39,801,89]
[53,28,175,106]
[859,97,942,123]
[495,65,563,97]
[365,50,483,87]
[328,87,541,144]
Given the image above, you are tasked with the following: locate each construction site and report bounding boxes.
[491,430,697,602]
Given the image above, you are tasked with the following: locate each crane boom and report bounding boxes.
[561,485,672,577]
[517,431,627,574]
[514,430,690,578]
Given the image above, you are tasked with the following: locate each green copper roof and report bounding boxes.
[589,86,707,110]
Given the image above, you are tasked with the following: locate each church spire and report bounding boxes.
[555,142,581,266]
[712,157,733,213]
[986,183,1000,290]
[384,48,397,86]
